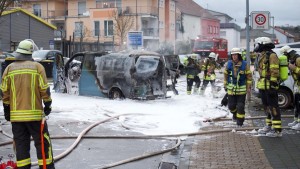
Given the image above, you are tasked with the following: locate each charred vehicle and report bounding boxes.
[59,51,168,99]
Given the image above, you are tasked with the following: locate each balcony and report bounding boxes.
[142,28,159,39]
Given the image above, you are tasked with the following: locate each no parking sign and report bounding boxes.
[251,11,270,30]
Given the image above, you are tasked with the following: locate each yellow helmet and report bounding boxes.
[16,39,38,54]
[231,48,242,55]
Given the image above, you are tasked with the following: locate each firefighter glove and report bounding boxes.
[43,101,52,116]
[270,81,279,89]
[3,104,10,121]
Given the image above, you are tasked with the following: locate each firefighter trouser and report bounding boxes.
[186,76,201,94]
[228,94,246,125]
[200,80,215,92]
[12,121,55,169]
[259,89,282,132]
[294,93,300,122]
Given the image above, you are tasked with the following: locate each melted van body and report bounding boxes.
[58,51,168,100]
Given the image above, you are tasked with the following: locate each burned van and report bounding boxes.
[60,51,168,99]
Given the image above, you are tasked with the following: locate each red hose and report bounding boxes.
[40,118,46,169]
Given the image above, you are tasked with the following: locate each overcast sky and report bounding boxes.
[194,0,300,27]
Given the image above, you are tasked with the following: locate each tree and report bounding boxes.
[110,9,135,50]
[0,0,14,17]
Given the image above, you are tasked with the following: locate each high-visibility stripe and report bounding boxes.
[17,158,31,167]
[237,113,245,118]
[38,133,53,165]
[11,76,16,111]
[32,74,35,110]
[266,119,272,125]
[270,64,279,69]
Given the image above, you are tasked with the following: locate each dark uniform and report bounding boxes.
[183,56,201,95]
[224,57,252,126]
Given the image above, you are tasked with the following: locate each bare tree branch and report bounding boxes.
[0,0,15,17]
[110,9,135,49]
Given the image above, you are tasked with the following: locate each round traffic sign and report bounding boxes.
[255,14,266,25]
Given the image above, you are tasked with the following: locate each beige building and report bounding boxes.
[14,0,177,52]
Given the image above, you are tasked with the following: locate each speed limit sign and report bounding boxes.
[251,11,270,30]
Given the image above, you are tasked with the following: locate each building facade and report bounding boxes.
[14,0,178,53]
[0,8,56,52]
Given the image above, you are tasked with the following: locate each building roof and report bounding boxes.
[176,0,218,20]
[274,27,295,38]
[240,29,273,38]
[207,9,233,21]
[1,8,57,30]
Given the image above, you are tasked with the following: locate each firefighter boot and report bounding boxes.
[258,125,272,134]
[193,88,199,94]
[266,130,282,137]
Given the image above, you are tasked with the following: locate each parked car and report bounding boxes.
[57,50,168,100]
[32,50,63,78]
[0,50,64,79]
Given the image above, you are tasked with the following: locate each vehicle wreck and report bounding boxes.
[56,50,169,100]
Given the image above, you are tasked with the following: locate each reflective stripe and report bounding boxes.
[270,64,279,69]
[10,110,43,121]
[266,119,272,125]
[38,133,54,165]
[237,113,245,118]
[17,158,31,167]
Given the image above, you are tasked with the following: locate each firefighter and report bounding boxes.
[241,48,247,61]
[281,45,300,130]
[199,52,218,96]
[183,54,201,95]
[1,39,55,168]
[224,48,252,126]
[250,51,257,65]
[255,37,282,137]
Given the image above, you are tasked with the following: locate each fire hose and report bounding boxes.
[0,114,295,168]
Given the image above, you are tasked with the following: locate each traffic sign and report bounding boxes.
[127,31,143,49]
[251,11,270,30]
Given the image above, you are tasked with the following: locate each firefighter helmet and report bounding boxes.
[208,52,216,59]
[231,48,242,55]
[254,37,274,52]
[16,39,38,55]
[190,53,198,60]
[280,45,292,54]
[255,37,273,45]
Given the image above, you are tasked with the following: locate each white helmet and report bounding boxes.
[231,48,242,55]
[208,52,216,59]
[254,37,273,45]
[280,45,292,54]
[16,39,38,55]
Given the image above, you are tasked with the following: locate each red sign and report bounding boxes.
[255,14,266,25]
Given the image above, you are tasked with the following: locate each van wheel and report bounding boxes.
[109,88,124,100]
[278,88,292,109]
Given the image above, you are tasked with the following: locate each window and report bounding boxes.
[78,1,86,16]
[104,20,113,36]
[159,0,164,8]
[33,4,41,17]
[159,21,164,28]
[94,21,100,36]
[96,0,119,8]
[75,22,84,37]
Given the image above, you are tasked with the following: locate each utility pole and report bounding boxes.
[246,0,250,65]
[136,0,138,31]
[271,16,275,42]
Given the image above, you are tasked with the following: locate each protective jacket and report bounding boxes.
[201,58,217,80]
[183,57,201,79]
[1,60,52,122]
[257,51,280,90]
[224,60,252,95]
[290,57,300,86]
